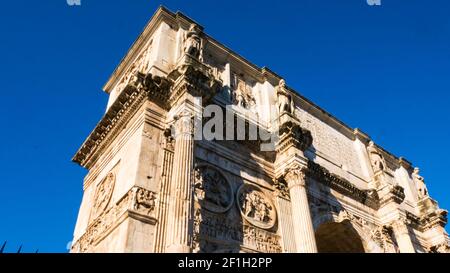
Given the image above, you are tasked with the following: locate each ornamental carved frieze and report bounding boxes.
[71,186,157,253]
[193,165,233,213]
[192,208,282,253]
[236,184,277,230]
[90,173,115,221]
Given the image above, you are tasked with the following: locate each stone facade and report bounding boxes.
[70,7,449,253]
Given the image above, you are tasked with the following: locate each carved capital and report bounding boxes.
[390,219,410,236]
[172,111,194,138]
[283,164,307,189]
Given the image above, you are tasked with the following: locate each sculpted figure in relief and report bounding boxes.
[232,76,256,110]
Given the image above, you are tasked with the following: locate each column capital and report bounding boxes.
[283,164,307,189]
[172,110,194,138]
[390,218,410,236]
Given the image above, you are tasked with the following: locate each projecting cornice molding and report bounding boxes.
[73,73,172,168]
[306,161,380,210]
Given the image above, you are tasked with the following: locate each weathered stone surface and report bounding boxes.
[70,6,448,253]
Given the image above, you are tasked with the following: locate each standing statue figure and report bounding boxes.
[413,167,429,199]
[276,79,294,115]
[367,141,385,173]
[184,24,203,60]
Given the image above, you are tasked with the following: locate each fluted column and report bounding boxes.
[284,165,318,253]
[391,219,416,253]
[166,111,194,253]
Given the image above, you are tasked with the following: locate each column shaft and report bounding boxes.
[166,113,194,253]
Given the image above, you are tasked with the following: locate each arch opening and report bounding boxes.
[315,222,365,253]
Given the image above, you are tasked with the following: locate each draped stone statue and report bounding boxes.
[413,167,429,199]
[276,79,294,116]
[184,24,203,60]
[367,141,385,173]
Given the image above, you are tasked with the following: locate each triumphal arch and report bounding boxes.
[70,7,449,253]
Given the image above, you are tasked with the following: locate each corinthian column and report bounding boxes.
[391,219,415,253]
[166,111,195,253]
[284,165,318,253]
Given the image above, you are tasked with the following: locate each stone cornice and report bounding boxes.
[73,74,172,168]
[306,161,380,210]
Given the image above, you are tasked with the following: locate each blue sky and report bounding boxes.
[0,0,449,252]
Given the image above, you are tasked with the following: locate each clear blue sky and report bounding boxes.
[0,0,449,253]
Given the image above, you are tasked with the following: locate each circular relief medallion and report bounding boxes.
[91,172,115,220]
[236,183,276,229]
[193,165,233,213]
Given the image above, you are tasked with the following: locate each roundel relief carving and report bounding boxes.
[91,172,115,220]
[193,165,233,213]
[237,184,276,230]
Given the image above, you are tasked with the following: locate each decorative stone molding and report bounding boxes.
[306,161,380,210]
[193,164,233,213]
[422,208,448,231]
[379,184,405,205]
[277,117,313,153]
[236,184,277,230]
[72,73,172,168]
[71,186,157,253]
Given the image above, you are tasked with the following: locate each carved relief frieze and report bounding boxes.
[90,172,116,221]
[231,73,256,110]
[194,165,233,213]
[72,186,157,253]
[236,184,277,230]
[192,208,282,253]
